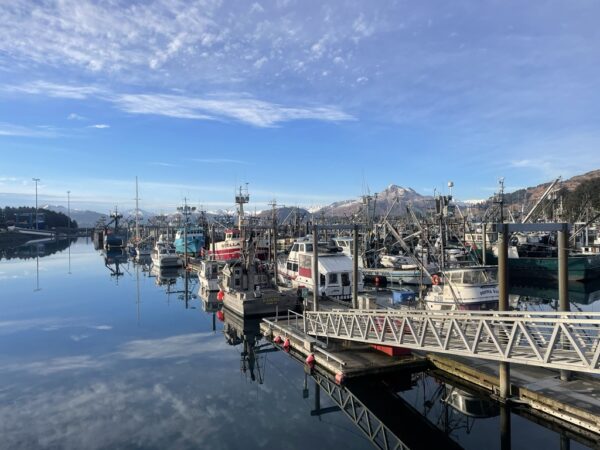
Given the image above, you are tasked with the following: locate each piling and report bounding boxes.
[482,223,487,265]
[312,225,319,311]
[498,223,511,401]
[558,224,571,382]
[352,224,359,309]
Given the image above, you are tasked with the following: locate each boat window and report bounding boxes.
[287,262,293,271]
[320,273,325,286]
[292,244,299,252]
[299,244,305,252]
[305,244,313,252]
[341,273,350,286]
[329,273,338,284]
[292,263,298,272]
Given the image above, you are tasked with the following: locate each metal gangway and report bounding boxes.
[303,309,600,374]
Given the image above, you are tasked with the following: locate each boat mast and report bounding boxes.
[135,176,140,245]
[236,184,249,229]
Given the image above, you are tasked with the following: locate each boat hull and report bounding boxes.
[508,254,600,281]
[222,289,298,317]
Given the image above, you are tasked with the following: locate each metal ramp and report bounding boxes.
[304,309,600,374]
[312,371,409,450]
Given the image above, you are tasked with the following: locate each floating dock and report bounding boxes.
[261,309,600,442]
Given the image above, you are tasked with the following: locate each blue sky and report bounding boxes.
[1,0,599,213]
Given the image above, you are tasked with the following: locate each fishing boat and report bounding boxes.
[220,249,298,317]
[208,187,270,261]
[197,259,223,296]
[174,225,205,257]
[277,236,364,300]
[424,266,499,311]
[151,238,182,268]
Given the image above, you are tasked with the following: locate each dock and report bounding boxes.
[260,311,427,378]
[260,308,600,443]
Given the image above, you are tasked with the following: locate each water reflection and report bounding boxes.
[221,309,276,384]
[0,236,76,260]
[104,248,129,281]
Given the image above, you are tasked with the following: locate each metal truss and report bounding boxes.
[304,310,600,374]
[313,372,409,450]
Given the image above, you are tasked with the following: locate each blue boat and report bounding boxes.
[174,226,205,257]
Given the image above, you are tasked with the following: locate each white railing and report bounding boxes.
[304,309,600,373]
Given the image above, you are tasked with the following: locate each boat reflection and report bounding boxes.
[221,309,277,384]
[510,278,600,307]
[150,266,180,286]
[104,248,128,281]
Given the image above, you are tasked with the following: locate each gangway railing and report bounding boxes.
[304,309,600,374]
[312,371,409,450]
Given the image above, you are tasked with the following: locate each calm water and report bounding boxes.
[0,239,595,450]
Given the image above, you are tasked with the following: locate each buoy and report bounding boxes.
[335,372,345,385]
[216,310,224,322]
[432,274,440,285]
[274,335,283,344]
[217,290,224,301]
[305,353,315,368]
[283,338,291,352]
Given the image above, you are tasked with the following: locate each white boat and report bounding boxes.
[424,266,499,311]
[277,236,364,300]
[197,259,222,296]
[151,238,182,268]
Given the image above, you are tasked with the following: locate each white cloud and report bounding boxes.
[190,158,249,165]
[89,124,110,129]
[113,92,353,127]
[3,80,105,99]
[68,113,86,120]
[0,122,58,138]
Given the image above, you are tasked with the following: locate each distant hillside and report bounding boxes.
[42,205,105,228]
[476,169,600,222]
[42,205,158,227]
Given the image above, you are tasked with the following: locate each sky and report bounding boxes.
[1,0,599,213]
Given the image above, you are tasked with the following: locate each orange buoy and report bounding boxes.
[274,335,283,344]
[283,338,291,352]
[432,274,440,285]
[216,310,224,322]
[217,290,224,301]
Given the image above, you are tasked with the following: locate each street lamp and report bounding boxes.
[67,190,71,235]
[32,178,40,230]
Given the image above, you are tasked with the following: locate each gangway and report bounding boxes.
[303,309,600,374]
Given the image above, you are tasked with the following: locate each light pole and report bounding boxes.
[67,190,71,235]
[32,178,40,230]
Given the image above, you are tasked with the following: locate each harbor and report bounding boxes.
[2,179,600,450]
[2,2,600,448]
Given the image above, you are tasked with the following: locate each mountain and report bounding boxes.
[41,205,105,228]
[314,184,432,217]
[257,206,310,223]
[41,205,159,227]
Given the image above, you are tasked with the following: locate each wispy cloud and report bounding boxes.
[0,122,58,138]
[2,80,105,99]
[5,81,353,127]
[148,162,178,167]
[88,124,110,129]
[114,93,353,127]
[67,113,86,121]
[190,158,249,165]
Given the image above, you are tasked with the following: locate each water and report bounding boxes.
[0,239,596,449]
